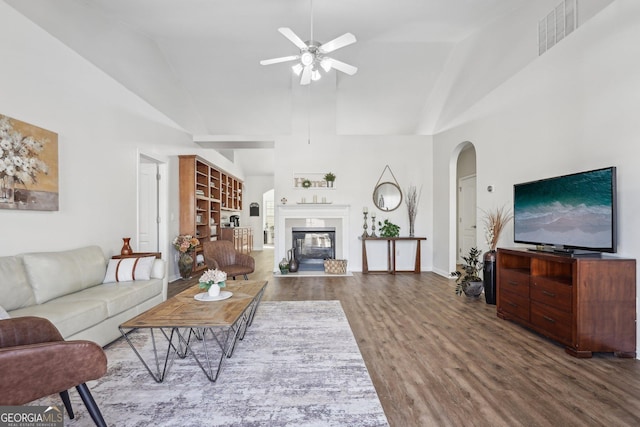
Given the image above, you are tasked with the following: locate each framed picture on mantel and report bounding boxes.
[292,172,335,189]
[0,114,59,211]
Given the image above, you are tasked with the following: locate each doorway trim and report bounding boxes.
[137,152,168,258]
[449,141,476,275]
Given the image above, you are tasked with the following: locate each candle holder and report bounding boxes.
[370,214,377,237]
[362,212,369,238]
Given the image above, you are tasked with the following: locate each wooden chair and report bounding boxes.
[202,240,255,279]
[0,316,108,427]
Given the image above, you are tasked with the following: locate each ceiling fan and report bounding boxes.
[260,4,357,85]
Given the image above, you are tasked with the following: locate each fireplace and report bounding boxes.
[292,227,336,271]
[276,204,350,273]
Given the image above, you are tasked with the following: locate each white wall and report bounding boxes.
[432,0,640,353]
[0,2,244,283]
[0,2,180,257]
[273,134,433,272]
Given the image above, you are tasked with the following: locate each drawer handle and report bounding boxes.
[542,290,556,298]
[543,315,556,323]
[508,302,518,308]
[508,281,519,286]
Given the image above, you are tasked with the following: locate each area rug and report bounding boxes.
[33,301,388,426]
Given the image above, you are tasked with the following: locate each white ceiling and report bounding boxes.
[6,0,529,139]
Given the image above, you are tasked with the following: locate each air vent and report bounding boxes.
[538,0,577,55]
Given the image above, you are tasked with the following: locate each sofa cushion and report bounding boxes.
[61,279,163,317]
[8,298,108,339]
[0,256,36,310]
[22,246,107,304]
[103,256,155,283]
[0,305,10,319]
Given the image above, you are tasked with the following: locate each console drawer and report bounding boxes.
[499,289,530,322]
[499,269,530,296]
[531,301,572,344]
[530,277,572,313]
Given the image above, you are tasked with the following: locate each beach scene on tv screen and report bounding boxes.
[514,169,613,249]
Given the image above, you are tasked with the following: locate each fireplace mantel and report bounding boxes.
[276,204,350,271]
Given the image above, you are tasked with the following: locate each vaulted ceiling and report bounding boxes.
[7,0,529,138]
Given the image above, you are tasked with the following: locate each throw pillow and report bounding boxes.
[0,304,10,319]
[103,256,156,283]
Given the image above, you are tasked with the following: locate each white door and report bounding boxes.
[138,160,159,252]
[458,175,477,263]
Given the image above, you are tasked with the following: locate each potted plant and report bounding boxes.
[451,247,483,297]
[378,219,400,237]
[198,268,227,297]
[324,172,336,187]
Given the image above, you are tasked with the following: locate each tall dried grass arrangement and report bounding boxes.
[481,206,513,251]
[405,185,421,236]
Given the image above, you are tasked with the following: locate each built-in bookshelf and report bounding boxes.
[179,155,243,273]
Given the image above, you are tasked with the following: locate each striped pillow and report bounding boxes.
[103,256,155,283]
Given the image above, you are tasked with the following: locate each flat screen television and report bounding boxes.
[513,166,617,254]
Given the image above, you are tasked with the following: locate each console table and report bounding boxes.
[361,236,426,274]
[497,248,636,358]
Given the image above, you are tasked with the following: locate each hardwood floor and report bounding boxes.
[168,248,640,427]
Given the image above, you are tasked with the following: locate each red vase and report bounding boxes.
[121,237,133,255]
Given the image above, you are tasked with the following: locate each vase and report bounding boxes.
[409,219,415,237]
[483,250,497,304]
[178,251,194,279]
[121,237,133,256]
[288,248,299,273]
[0,175,15,204]
[208,284,220,297]
[463,280,484,298]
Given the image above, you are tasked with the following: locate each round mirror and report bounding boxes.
[373,182,403,212]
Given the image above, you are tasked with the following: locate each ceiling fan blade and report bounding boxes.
[278,27,308,50]
[260,55,299,66]
[319,33,356,54]
[326,58,358,75]
[300,65,312,85]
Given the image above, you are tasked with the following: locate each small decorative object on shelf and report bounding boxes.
[362,207,369,238]
[451,247,483,297]
[302,179,312,188]
[324,172,336,188]
[120,237,133,256]
[198,268,227,297]
[370,212,377,237]
[405,185,421,237]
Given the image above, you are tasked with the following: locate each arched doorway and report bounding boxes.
[451,142,477,265]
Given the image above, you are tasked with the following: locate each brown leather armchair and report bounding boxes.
[203,240,255,279]
[0,316,107,427]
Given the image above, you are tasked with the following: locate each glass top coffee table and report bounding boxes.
[119,280,267,382]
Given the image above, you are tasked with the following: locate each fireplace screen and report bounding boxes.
[292,227,336,269]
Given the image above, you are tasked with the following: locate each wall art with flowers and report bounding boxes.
[0,114,58,211]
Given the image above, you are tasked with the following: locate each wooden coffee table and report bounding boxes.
[119,280,267,382]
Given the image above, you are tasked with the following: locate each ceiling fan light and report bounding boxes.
[292,63,304,76]
[320,58,332,72]
[300,51,314,66]
[311,69,322,81]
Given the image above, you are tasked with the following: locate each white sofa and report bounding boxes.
[0,245,167,347]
